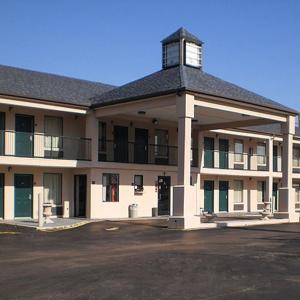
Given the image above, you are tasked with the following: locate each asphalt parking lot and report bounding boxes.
[0,220,300,300]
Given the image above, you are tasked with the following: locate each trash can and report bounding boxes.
[129,204,138,218]
[152,207,158,217]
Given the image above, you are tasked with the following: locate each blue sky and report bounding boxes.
[0,0,299,110]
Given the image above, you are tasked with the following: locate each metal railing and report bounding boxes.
[0,130,91,161]
[202,150,269,171]
[98,140,198,167]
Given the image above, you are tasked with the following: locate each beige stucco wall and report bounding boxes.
[87,167,198,219]
[0,166,73,220]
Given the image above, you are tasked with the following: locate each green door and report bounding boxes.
[219,181,228,212]
[14,174,33,218]
[219,139,229,169]
[273,182,278,211]
[204,180,214,213]
[0,174,4,218]
[15,114,34,157]
[204,137,214,168]
[0,112,5,156]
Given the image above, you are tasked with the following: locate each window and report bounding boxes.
[293,147,300,167]
[234,180,243,203]
[234,140,244,163]
[257,181,266,203]
[295,187,300,209]
[134,175,143,193]
[102,174,119,202]
[163,42,180,68]
[155,129,168,158]
[44,116,63,157]
[98,122,107,161]
[257,143,266,165]
[43,173,62,205]
[185,42,201,68]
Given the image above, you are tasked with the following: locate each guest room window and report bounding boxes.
[43,173,62,205]
[234,180,243,203]
[98,121,107,152]
[102,173,119,202]
[293,147,300,167]
[257,143,266,165]
[44,116,63,157]
[257,181,266,203]
[155,129,168,158]
[234,140,244,163]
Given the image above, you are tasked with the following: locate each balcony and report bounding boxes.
[0,130,91,161]
[203,150,269,171]
[98,140,198,167]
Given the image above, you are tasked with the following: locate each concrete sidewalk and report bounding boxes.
[0,218,96,231]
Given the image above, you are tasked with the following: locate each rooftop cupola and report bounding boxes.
[161,27,203,69]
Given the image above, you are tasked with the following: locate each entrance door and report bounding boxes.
[204,180,214,213]
[114,126,128,163]
[0,174,4,218]
[158,176,171,215]
[204,137,214,168]
[0,112,5,155]
[273,146,278,172]
[14,174,33,218]
[74,175,87,217]
[134,128,148,164]
[273,182,278,211]
[15,114,34,157]
[219,181,228,212]
[219,139,229,169]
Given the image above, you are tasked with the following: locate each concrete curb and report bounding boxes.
[36,220,91,232]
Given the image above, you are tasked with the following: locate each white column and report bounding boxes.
[266,137,273,207]
[169,94,200,229]
[279,116,298,222]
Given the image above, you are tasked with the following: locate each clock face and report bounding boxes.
[185,42,201,68]
[164,42,180,67]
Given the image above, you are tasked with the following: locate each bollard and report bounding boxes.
[38,194,44,227]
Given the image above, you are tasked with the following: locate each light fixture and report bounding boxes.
[152,118,158,125]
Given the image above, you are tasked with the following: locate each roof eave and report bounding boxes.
[0,93,90,109]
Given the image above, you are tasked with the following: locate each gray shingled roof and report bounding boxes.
[243,123,300,137]
[161,27,203,45]
[91,65,297,114]
[0,64,115,106]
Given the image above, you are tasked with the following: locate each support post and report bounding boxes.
[169,94,200,229]
[266,137,273,209]
[278,116,298,222]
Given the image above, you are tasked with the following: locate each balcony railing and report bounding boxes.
[203,150,269,171]
[0,130,91,161]
[98,140,198,167]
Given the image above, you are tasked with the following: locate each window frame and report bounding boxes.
[154,129,169,159]
[234,180,244,204]
[293,147,300,168]
[102,173,119,203]
[257,142,267,166]
[43,173,62,206]
[257,181,266,203]
[234,139,244,163]
[133,175,144,193]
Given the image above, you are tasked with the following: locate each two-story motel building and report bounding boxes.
[0,28,299,229]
